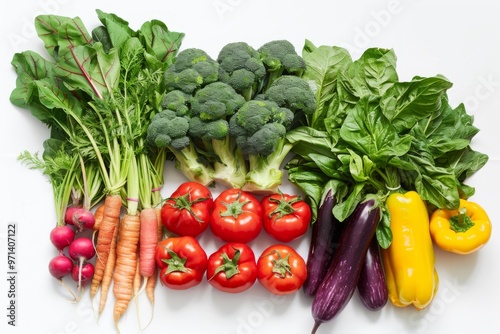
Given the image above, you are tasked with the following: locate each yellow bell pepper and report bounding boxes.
[381,191,439,310]
[430,198,492,255]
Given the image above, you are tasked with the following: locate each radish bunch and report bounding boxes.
[48,207,96,300]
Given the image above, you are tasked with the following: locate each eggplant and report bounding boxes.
[357,236,388,311]
[311,199,380,334]
[303,189,343,297]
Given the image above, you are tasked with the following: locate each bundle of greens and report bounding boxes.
[286,40,488,247]
[10,9,184,326]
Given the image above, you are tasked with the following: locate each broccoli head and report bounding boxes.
[164,48,219,94]
[161,90,192,116]
[146,110,190,150]
[190,81,246,122]
[217,42,266,100]
[229,99,293,156]
[263,75,316,123]
[258,40,306,75]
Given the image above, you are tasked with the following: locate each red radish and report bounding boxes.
[68,237,96,262]
[65,206,95,232]
[72,262,95,287]
[49,254,74,279]
[49,253,78,301]
[50,225,76,251]
[68,237,96,297]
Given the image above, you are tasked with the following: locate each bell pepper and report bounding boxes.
[381,191,439,310]
[430,198,492,255]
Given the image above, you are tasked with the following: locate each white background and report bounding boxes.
[1,1,500,333]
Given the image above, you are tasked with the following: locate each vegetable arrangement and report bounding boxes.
[9,8,492,334]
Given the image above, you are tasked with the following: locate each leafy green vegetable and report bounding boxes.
[286,42,488,248]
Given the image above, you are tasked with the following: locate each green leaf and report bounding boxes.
[333,182,365,222]
[301,41,352,129]
[54,43,120,99]
[380,75,453,132]
[96,9,136,50]
[337,48,398,103]
[139,19,184,68]
[339,95,412,164]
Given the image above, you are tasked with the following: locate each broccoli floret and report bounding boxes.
[258,40,306,91]
[146,110,214,186]
[217,42,266,101]
[228,99,295,194]
[161,90,191,116]
[164,48,219,94]
[188,81,248,188]
[263,75,316,126]
[191,82,246,121]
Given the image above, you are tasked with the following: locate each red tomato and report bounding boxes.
[210,188,263,243]
[206,242,257,293]
[161,181,213,237]
[155,236,208,290]
[261,192,311,242]
[257,244,307,295]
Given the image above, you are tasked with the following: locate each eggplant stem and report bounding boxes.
[311,320,321,334]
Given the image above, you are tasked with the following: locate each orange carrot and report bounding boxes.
[139,208,159,278]
[97,222,119,315]
[112,213,140,328]
[92,203,105,231]
[133,253,142,298]
[90,194,122,299]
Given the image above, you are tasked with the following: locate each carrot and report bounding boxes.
[96,222,119,315]
[133,253,142,298]
[139,207,159,278]
[90,194,122,299]
[92,203,105,231]
[141,207,163,331]
[146,207,163,304]
[112,213,141,329]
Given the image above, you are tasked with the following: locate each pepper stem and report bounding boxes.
[449,207,475,233]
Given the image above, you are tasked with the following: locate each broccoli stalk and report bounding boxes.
[243,138,294,195]
[169,141,214,186]
[209,134,248,189]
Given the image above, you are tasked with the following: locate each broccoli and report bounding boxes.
[257,40,306,91]
[164,48,219,94]
[229,100,295,194]
[161,90,191,116]
[217,42,266,101]
[188,81,248,188]
[146,109,214,186]
[262,75,316,127]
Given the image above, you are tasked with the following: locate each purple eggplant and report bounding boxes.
[311,199,380,334]
[303,189,343,297]
[357,236,388,311]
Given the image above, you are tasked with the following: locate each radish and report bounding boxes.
[71,262,95,288]
[65,206,95,232]
[48,254,74,279]
[48,253,78,301]
[68,237,96,296]
[49,225,76,251]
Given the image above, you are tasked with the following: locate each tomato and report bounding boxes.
[206,242,257,293]
[210,188,263,243]
[155,236,208,290]
[257,244,307,295]
[261,191,311,242]
[161,181,213,237]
